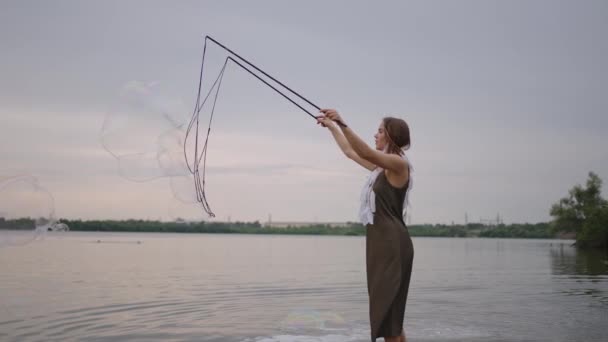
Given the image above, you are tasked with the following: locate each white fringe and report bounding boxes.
[358,152,413,226]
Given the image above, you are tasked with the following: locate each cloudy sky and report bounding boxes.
[1,0,606,224]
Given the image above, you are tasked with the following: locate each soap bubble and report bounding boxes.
[0,174,55,247]
[101,81,201,220]
[49,222,69,232]
[100,81,190,182]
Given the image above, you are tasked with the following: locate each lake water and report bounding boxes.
[1,232,606,341]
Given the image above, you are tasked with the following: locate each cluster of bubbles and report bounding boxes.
[2,80,201,248]
[100,81,201,220]
[3,80,202,247]
[0,173,68,247]
[3,80,212,248]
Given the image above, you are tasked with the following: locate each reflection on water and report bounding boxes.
[550,242,608,307]
[550,242,608,276]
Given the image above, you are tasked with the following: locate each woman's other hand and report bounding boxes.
[320,108,346,127]
[316,114,335,128]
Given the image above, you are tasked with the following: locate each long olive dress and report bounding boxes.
[366,171,414,341]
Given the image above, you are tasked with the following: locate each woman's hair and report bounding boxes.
[382,117,410,155]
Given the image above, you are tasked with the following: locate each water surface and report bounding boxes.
[1,232,606,341]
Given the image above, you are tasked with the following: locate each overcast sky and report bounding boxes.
[1,0,607,224]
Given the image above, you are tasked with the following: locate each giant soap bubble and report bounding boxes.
[101,81,189,181]
[101,81,201,220]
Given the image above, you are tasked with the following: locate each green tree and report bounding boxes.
[550,172,608,248]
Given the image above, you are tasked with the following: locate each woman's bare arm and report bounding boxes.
[321,109,407,174]
[317,116,375,171]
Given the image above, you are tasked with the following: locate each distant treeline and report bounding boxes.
[0,218,35,230]
[410,223,554,238]
[0,218,557,239]
[4,172,605,248]
[60,219,365,236]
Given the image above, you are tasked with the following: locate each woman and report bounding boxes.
[317,109,414,342]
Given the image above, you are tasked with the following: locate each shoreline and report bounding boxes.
[52,219,560,239]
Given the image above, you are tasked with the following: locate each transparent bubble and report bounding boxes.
[100,81,190,182]
[49,222,69,232]
[158,128,192,179]
[101,81,203,220]
[0,174,55,247]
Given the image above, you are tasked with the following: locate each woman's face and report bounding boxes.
[374,123,387,151]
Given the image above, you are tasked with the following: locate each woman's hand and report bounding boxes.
[316,115,335,128]
[319,108,347,127]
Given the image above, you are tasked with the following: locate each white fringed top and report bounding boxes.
[358,154,413,226]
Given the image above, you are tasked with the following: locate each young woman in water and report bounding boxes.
[317,109,414,342]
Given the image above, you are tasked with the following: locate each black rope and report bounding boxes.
[226,56,317,119]
[184,36,335,218]
[205,36,321,113]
